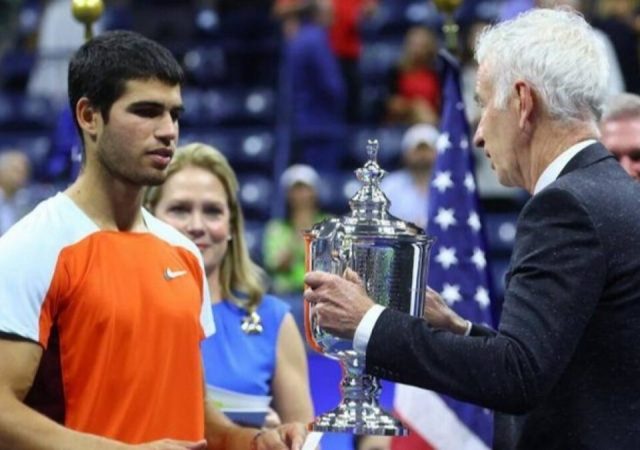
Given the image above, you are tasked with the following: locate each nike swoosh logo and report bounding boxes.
[164,268,187,280]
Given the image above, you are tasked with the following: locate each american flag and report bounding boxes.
[392,50,494,450]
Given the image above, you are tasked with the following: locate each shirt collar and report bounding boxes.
[533,139,596,194]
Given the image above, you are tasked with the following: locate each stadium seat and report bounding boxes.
[483,212,519,254]
[0,93,55,130]
[181,87,276,127]
[234,129,275,172]
[317,170,361,216]
[182,46,227,88]
[237,174,274,221]
[359,42,402,83]
[179,129,237,161]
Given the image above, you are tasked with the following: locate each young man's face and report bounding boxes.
[94,78,183,186]
[600,117,640,181]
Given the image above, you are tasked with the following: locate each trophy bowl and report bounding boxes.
[304,140,433,435]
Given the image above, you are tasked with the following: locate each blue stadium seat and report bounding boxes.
[182,46,227,87]
[179,129,237,160]
[317,170,361,215]
[234,129,275,172]
[181,87,276,127]
[359,42,401,83]
[483,212,519,254]
[237,174,274,221]
[0,94,55,130]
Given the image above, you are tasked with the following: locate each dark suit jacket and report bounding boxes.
[366,143,640,449]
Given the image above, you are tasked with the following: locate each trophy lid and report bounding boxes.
[308,139,430,241]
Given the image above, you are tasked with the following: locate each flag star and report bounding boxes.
[456,101,465,111]
[434,208,457,231]
[437,133,451,154]
[471,247,486,270]
[474,286,491,309]
[435,246,458,270]
[467,211,481,232]
[464,172,476,192]
[441,283,462,305]
[432,171,454,193]
[460,138,469,149]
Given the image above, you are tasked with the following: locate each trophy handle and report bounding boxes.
[303,232,323,353]
[303,224,352,354]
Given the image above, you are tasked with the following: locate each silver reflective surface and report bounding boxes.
[304,140,433,435]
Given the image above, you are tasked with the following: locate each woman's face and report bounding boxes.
[154,165,231,275]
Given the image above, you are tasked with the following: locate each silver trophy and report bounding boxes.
[304,139,434,435]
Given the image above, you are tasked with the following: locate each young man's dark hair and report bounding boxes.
[68,30,184,146]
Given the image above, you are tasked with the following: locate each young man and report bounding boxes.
[600,92,640,180]
[305,8,640,449]
[0,30,305,450]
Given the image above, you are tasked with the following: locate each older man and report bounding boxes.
[600,93,640,180]
[305,8,640,449]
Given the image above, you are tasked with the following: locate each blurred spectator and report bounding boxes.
[601,93,640,181]
[276,0,347,172]
[263,164,326,295]
[0,150,32,235]
[592,0,640,94]
[328,0,378,123]
[352,435,391,450]
[381,123,438,230]
[384,26,441,126]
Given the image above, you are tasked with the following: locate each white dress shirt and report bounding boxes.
[353,139,597,354]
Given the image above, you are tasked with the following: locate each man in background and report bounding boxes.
[601,92,640,180]
[381,123,438,229]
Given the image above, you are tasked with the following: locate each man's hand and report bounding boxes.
[252,422,307,450]
[304,269,375,339]
[423,287,468,335]
[134,438,207,449]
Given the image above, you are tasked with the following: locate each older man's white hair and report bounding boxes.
[474,7,609,122]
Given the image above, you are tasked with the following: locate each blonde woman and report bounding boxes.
[145,143,313,428]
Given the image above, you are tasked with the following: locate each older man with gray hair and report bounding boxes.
[304,8,640,449]
[600,93,640,180]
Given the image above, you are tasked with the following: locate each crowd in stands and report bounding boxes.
[1,0,640,305]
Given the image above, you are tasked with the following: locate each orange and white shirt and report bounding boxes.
[0,193,215,444]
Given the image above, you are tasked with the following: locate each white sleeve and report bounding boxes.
[353,304,386,354]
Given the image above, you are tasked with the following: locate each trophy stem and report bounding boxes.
[309,352,408,436]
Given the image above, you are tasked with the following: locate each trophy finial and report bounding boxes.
[72,0,104,41]
[366,139,379,164]
[351,138,389,219]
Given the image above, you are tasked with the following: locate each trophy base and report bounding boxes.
[308,403,409,436]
